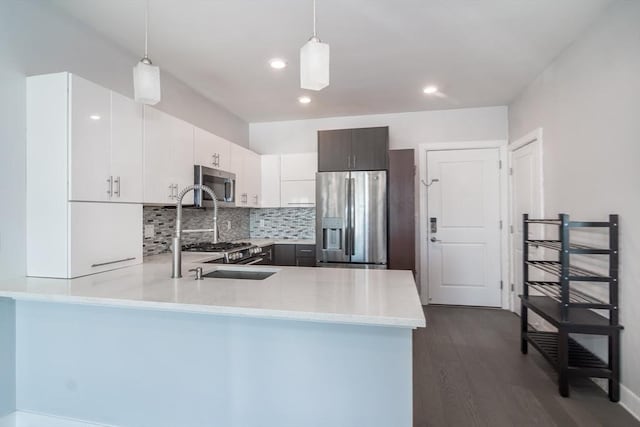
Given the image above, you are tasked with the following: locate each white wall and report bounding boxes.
[0,0,249,280]
[509,0,640,415]
[250,106,507,154]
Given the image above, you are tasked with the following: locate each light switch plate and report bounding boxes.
[144,225,155,238]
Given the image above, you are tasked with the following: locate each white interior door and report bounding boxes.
[509,139,543,310]
[427,148,502,307]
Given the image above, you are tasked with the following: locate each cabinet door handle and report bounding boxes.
[169,184,175,199]
[114,176,121,197]
[106,176,113,197]
[211,154,216,166]
[352,155,356,169]
[91,257,136,268]
[347,155,351,170]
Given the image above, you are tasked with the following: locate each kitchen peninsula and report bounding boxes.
[0,253,424,427]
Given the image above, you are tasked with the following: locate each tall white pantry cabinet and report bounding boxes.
[27,73,142,278]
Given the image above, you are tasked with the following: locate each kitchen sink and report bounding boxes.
[203,269,276,281]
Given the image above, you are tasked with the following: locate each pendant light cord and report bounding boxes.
[144,0,149,58]
[313,0,317,37]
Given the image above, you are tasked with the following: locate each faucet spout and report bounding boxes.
[171,184,219,279]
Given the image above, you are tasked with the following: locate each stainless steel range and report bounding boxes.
[182,242,272,265]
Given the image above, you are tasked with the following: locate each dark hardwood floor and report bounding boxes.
[413,305,638,427]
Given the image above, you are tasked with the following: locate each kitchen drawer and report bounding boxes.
[296,257,316,267]
[295,244,316,258]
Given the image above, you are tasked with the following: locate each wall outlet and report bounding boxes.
[226,220,231,231]
[260,219,265,227]
[144,225,155,238]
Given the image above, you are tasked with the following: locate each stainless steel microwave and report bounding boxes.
[194,165,235,208]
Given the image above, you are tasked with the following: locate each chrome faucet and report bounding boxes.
[171,184,218,278]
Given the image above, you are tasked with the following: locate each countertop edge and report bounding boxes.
[0,290,426,329]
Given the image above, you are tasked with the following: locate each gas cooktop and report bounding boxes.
[182,242,252,253]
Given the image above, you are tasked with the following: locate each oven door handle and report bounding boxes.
[243,258,264,265]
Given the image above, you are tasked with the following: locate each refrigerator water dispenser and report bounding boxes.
[321,217,344,250]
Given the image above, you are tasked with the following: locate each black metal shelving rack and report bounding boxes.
[520,213,622,401]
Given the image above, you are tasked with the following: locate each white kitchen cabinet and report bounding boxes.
[261,155,281,207]
[229,143,248,206]
[69,203,142,278]
[27,72,143,278]
[281,153,318,181]
[144,106,194,205]
[65,74,144,203]
[194,126,231,172]
[111,91,143,203]
[244,150,262,207]
[68,74,112,202]
[281,180,316,207]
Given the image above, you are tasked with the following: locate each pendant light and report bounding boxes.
[133,0,161,105]
[300,0,330,91]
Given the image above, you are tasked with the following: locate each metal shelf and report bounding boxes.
[526,260,611,281]
[526,240,612,255]
[525,331,610,376]
[526,281,609,308]
[521,213,620,401]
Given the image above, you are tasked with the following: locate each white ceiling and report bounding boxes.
[51,0,612,122]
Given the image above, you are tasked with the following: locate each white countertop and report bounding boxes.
[0,253,425,328]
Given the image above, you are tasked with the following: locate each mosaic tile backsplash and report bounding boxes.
[143,207,250,256]
[250,208,315,240]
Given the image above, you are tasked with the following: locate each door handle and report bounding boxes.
[430,237,442,243]
[106,176,113,197]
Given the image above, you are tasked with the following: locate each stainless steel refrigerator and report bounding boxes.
[316,171,387,268]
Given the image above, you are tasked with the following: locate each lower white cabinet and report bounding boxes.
[27,203,142,279]
[281,181,316,207]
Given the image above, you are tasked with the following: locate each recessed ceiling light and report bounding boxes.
[298,96,311,104]
[89,115,101,120]
[423,85,438,95]
[269,58,287,69]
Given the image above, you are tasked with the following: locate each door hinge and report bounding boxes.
[510,225,514,234]
[509,167,513,176]
[511,283,515,292]
[499,220,503,229]
[498,160,502,169]
[500,280,504,290]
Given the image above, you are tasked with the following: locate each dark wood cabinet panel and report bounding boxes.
[274,244,295,266]
[351,127,389,171]
[273,244,317,267]
[296,257,316,267]
[295,244,316,258]
[318,127,389,172]
[318,129,351,172]
[388,149,415,274]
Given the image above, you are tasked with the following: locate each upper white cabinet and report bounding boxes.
[279,152,317,207]
[230,144,262,207]
[111,91,144,203]
[67,74,143,203]
[194,126,231,172]
[260,155,281,208]
[281,153,318,181]
[244,150,261,207]
[69,75,112,202]
[143,106,194,205]
[281,181,316,207]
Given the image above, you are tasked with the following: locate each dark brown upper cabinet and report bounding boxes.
[317,127,389,172]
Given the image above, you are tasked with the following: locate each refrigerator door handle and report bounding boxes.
[352,179,356,256]
[345,176,351,257]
